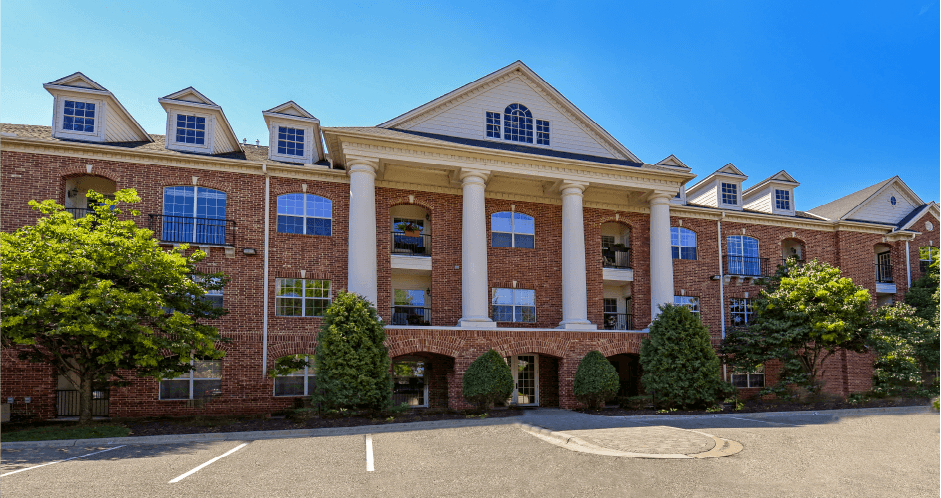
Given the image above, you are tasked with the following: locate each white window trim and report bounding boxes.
[492,288,536,323]
[268,121,315,164]
[729,297,755,327]
[671,227,698,260]
[166,109,214,153]
[720,182,740,207]
[162,185,229,245]
[273,356,316,397]
[674,296,701,314]
[159,360,222,400]
[480,107,552,149]
[276,193,333,236]
[274,278,332,317]
[491,211,535,248]
[728,365,765,388]
[54,96,106,141]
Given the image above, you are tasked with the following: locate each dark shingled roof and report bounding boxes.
[893,203,930,230]
[806,177,894,221]
[682,202,829,221]
[0,123,331,167]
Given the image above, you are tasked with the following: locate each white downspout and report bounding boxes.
[906,239,911,289]
[718,216,726,339]
[262,165,270,377]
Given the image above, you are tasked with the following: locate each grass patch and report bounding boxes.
[1,424,130,442]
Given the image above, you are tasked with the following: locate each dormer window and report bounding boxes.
[485,104,550,146]
[63,100,96,133]
[721,183,738,205]
[175,115,206,145]
[277,127,305,157]
[775,189,791,210]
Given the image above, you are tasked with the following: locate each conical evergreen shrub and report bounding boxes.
[640,304,731,408]
[573,350,620,410]
[314,291,392,412]
[462,349,513,411]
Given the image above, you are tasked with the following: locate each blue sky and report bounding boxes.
[2,1,938,208]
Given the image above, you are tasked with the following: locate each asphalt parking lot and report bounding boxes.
[2,409,938,497]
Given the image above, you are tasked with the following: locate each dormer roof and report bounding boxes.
[686,163,747,195]
[263,100,319,121]
[262,101,324,164]
[656,154,691,170]
[743,170,800,196]
[158,87,241,154]
[43,72,152,143]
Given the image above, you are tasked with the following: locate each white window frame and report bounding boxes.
[275,278,331,317]
[191,275,224,309]
[491,211,535,248]
[492,288,536,323]
[774,189,791,211]
[273,356,316,397]
[161,186,228,246]
[721,182,739,206]
[729,297,754,327]
[268,121,314,164]
[166,109,213,153]
[159,360,222,400]
[276,193,333,236]
[54,96,105,141]
[671,227,698,260]
[674,296,701,315]
[484,111,501,139]
[481,106,551,148]
[728,364,765,388]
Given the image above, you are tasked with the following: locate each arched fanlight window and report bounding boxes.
[503,103,534,144]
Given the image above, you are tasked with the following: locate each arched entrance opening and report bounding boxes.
[605,353,642,399]
[391,352,453,409]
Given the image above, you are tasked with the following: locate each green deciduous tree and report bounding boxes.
[720,259,872,396]
[462,349,513,411]
[313,291,392,412]
[573,350,619,410]
[1,191,227,424]
[641,304,731,408]
[870,303,934,392]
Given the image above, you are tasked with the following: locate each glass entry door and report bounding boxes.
[508,355,539,406]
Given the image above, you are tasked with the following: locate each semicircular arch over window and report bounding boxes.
[503,103,534,144]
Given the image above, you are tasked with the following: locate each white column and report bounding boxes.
[649,193,675,321]
[458,170,496,328]
[347,158,378,305]
[559,182,595,330]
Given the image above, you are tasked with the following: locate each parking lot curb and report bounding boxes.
[608,404,933,422]
[1,416,524,449]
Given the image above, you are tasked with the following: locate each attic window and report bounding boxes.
[536,120,550,146]
[721,183,738,205]
[890,196,897,206]
[277,127,305,157]
[485,112,501,138]
[63,100,95,133]
[503,103,533,144]
[775,189,791,210]
[176,115,206,145]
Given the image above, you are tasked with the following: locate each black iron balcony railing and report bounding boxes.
[781,257,805,266]
[602,313,633,331]
[602,246,632,269]
[390,306,432,326]
[56,389,109,417]
[149,214,236,246]
[725,255,771,277]
[875,263,894,283]
[65,207,96,218]
[391,232,431,257]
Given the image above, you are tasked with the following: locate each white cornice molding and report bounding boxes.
[669,204,897,234]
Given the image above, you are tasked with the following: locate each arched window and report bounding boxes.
[503,103,533,144]
[162,186,227,245]
[277,193,332,235]
[491,211,535,248]
[671,227,697,260]
[273,356,316,397]
[727,235,760,276]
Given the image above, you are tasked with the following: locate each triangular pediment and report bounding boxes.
[264,101,318,121]
[717,163,746,177]
[769,170,798,184]
[378,61,640,163]
[162,87,217,106]
[46,72,106,91]
[657,154,689,168]
[840,177,925,225]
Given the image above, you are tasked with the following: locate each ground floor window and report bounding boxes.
[392,359,427,407]
[273,357,316,397]
[160,360,222,400]
[729,364,765,388]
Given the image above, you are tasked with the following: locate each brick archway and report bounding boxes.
[386,335,464,359]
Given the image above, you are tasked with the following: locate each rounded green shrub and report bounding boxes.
[314,291,392,412]
[640,304,731,409]
[462,350,513,411]
[573,350,620,410]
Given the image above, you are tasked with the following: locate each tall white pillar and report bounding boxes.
[347,158,378,305]
[458,170,496,328]
[649,193,675,321]
[559,182,595,330]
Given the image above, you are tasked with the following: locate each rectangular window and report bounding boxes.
[775,189,791,210]
[63,100,95,133]
[674,296,700,315]
[392,360,427,407]
[721,183,738,205]
[730,364,765,388]
[486,112,501,138]
[492,288,536,323]
[392,289,430,326]
[159,360,222,400]
[191,275,223,309]
[671,227,697,260]
[729,298,754,327]
[176,114,206,145]
[275,279,331,317]
[277,126,305,157]
[919,246,938,272]
[536,119,550,146]
[274,357,316,397]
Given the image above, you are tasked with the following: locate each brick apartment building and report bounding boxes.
[1,62,938,420]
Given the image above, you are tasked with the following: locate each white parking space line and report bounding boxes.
[727,416,801,427]
[1,445,127,477]
[168,442,249,483]
[365,434,375,472]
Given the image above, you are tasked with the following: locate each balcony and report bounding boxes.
[875,263,894,283]
[602,246,632,269]
[148,214,236,246]
[65,207,95,218]
[391,232,431,257]
[725,255,771,277]
[602,313,633,331]
[390,306,432,326]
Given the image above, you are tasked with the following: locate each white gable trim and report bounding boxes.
[377,61,640,163]
[159,87,241,154]
[841,176,924,221]
[743,170,800,196]
[263,101,324,164]
[43,73,152,143]
[686,163,748,196]
[162,87,218,106]
[656,154,690,169]
[264,101,318,121]
[46,72,107,91]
